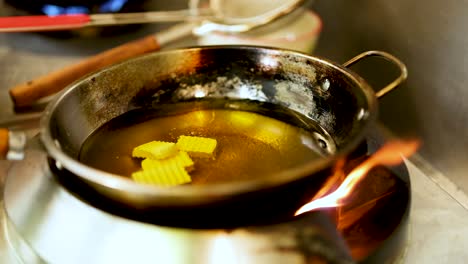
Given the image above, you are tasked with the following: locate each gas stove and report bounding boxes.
[1,125,468,263]
[0,126,409,264]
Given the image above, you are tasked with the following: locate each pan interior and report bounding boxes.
[78,98,336,184]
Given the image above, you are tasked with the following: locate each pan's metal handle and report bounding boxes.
[343,50,408,98]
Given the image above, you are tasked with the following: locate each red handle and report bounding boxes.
[0,128,8,159]
[0,14,90,32]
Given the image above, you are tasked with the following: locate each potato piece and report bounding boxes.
[132,141,177,160]
[176,136,217,159]
[131,165,191,186]
[142,151,194,172]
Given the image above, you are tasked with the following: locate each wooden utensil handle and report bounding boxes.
[9,35,160,107]
[0,128,8,159]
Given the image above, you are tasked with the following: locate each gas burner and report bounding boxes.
[1,128,410,263]
[332,158,410,262]
[2,0,149,37]
[4,0,136,15]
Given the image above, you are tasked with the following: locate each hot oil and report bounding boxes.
[79,99,336,185]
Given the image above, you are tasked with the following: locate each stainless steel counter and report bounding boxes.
[404,157,468,263]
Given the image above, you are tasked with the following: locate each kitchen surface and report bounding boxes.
[1,0,468,263]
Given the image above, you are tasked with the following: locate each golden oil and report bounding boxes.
[79,99,335,185]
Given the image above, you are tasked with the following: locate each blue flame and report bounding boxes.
[99,0,128,13]
[42,5,89,15]
[42,0,128,16]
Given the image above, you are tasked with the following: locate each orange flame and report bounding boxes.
[295,139,420,216]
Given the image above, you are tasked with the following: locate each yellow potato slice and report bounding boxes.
[142,151,194,172]
[132,141,178,160]
[131,165,191,186]
[176,136,217,159]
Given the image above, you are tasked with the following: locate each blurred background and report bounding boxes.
[312,0,468,196]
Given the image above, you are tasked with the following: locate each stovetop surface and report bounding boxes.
[2,152,468,263]
[403,157,468,263]
[1,1,468,262]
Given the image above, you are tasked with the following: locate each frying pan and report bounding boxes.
[2,46,407,222]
